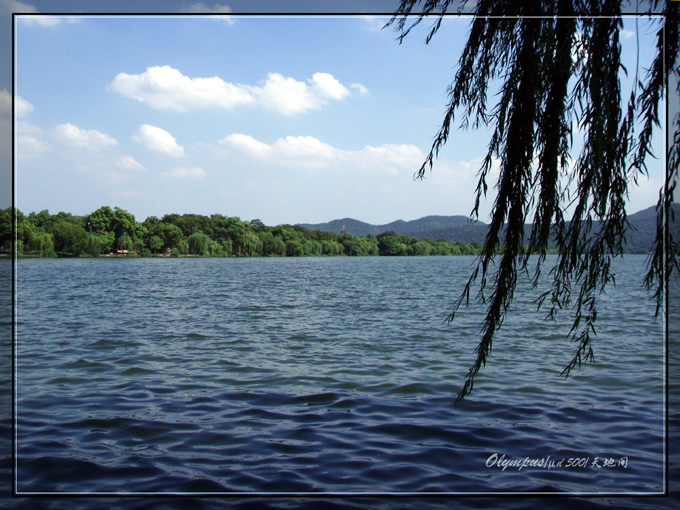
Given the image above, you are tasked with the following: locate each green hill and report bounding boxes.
[300,215,475,238]
[300,204,679,253]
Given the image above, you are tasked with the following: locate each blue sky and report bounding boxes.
[2,0,670,226]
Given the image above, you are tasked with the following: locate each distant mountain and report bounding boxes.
[300,205,679,253]
[300,215,476,238]
[625,204,680,252]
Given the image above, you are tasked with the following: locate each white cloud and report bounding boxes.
[359,16,389,33]
[163,166,207,179]
[181,2,233,23]
[182,2,232,13]
[19,15,62,27]
[2,1,82,25]
[53,123,118,149]
[433,157,501,187]
[308,73,350,100]
[252,73,311,115]
[252,72,350,115]
[359,143,424,173]
[132,124,184,157]
[116,155,145,170]
[16,134,46,157]
[16,120,41,135]
[110,66,357,115]
[220,134,338,169]
[270,135,337,167]
[111,66,253,112]
[15,95,34,117]
[0,89,33,117]
[621,28,635,40]
[16,121,45,159]
[220,133,424,174]
[10,9,81,27]
[220,133,271,158]
[13,118,47,159]
[351,83,370,96]
[1,0,38,14]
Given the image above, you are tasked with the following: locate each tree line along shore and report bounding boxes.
[1,206,489,259]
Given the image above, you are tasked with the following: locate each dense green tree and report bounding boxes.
[260,231,287,257]
[220,238,233,256]
[250,219,267,233]
[149,235,163,254]
[52,211,85,228]
[87,206,138,250]
[363,234,380,256]
[177,239,190,255]
[377,232,410,256]
[445,243,461,256]
[143,215,161,228]
[26,210,53,231]
[53,222,88,256]
[410,240,433,256]
[303,239,322,256]
[86,206,115,234]
[15,213,35,252]
[210,239,226,257]
[28,231,56,257]
[170,213,214,239]
[337,233,364,256]
[389,0,678,402]
[0,206,523,262]
[111,207,136,241]
[271,225,302,243]
[86,231,114,256]
[132,223,147,248]
[155,222,184,252]
[188,232,211,255]
[285,239,304,257]
[321,239,345,256]
[161,213,181,225]
[115,232,133,251]
[84,232,102,257]
[226,218,262,256]
[309,229,338,243]
[0,208,12,250]
[208,214,230,241]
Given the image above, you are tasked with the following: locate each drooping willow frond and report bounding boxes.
[387,0,678,404]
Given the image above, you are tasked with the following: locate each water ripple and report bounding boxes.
[14,256,665,495]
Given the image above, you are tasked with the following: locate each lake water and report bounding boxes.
[12,255,667,501]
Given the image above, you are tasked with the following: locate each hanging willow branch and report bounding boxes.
[387,0,679,404]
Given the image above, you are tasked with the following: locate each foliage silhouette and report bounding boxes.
[388,0,678,403]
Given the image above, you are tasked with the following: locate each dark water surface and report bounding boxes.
[13,256,665,498]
